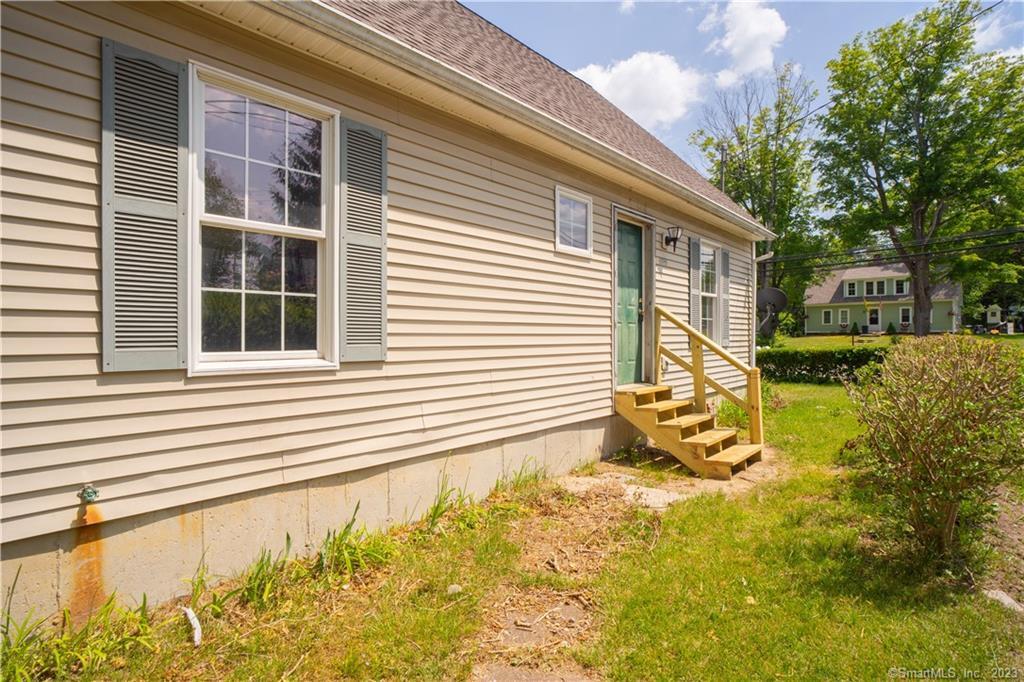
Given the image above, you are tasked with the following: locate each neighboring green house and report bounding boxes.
[804,264,962,334]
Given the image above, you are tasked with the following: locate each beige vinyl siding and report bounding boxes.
[651,226,752,400]
[0,0,757,542]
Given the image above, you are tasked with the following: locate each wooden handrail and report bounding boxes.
[653,305,763,444]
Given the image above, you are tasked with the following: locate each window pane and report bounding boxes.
[202,291,241,352]
[201,227,242,289]
[204,86,245,156]
[245,233,282,292]
[248,161,285,224]
[288,112,322,173]
[700,247,717,295]
[285,296,317,350]
[245,293,281,351]
[701,296,715,337]
[558,196,573,245]
[249,102,286,166]
[204,153,245,218]
[285,238,317,293]
[287,171,321,229]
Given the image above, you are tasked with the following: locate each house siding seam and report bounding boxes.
[0,0,759,546]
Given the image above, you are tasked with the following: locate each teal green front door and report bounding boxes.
[616,221,644,384]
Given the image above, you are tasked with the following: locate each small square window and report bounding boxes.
[555,187,592,255]
[822,309,833,325]
[846,281,857,297]
[895,279,907,295]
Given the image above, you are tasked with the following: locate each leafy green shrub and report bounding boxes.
[716,379,783,428]
[756,347,887,383]
[850,323,860,337]
[885,321,898,335]
[846,335,1024,563]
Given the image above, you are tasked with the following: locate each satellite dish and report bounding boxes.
[756,287,789,313]
[755,287,788,337]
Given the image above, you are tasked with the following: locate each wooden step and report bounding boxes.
[681,428,736,448]
[636,399,692,413]
[658,413,713,430]
[616,384,671,396]
[705,443,762,466]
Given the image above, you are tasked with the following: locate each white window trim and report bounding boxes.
[838,309,850,325]
[845,281,857,298]
[895,279,907,295]
[900,306,912,325]
[554,185,593,257]
[187,63,341,376]
[822,309,832,325]
[876,280,885,296]
[699,241,719,340]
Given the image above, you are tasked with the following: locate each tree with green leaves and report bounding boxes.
[815,0,1024,335]
[691,64,828,311]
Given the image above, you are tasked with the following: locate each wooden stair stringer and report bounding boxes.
[614,385,762,480]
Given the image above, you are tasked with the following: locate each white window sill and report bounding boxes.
[555,242,592,258]
[189,358,339,377]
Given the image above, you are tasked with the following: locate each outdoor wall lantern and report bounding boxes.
[663,226,683,251]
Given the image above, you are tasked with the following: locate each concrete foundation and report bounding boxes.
[1,415,637,623]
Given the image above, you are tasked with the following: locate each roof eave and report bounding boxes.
[271,0,774,241]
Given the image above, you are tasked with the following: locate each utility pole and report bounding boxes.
[719,144,728,193]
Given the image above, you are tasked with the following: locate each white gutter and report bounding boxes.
[270,0,775,241]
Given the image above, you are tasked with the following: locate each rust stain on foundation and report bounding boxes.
[68,504,104,624]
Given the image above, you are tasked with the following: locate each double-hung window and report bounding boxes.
[846,281,857,297]
[699,245,717,337]
[839,309,850,325]
[822,309,833,325]
[895,279,907,295]
[192,71,338,373]
[900,307,912,325]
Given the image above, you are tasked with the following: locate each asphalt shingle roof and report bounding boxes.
[804,264,962,305]
[324,0,755,222]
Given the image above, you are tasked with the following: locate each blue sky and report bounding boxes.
[465,1,1024,173]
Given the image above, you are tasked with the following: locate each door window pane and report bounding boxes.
[202,291,241,352]
[245,293,281,351]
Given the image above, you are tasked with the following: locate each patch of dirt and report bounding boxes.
[984,485,1024,604]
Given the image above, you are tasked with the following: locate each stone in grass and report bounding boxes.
[983,589,1023,613]
[447,583,463,595]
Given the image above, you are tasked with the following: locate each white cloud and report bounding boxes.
[998,44,1024,59]
[573,52,705,131]
[974,9,1024,52]
[701,1,788,88]
[619,0,636,14]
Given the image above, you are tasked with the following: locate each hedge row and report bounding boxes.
[755,347,888,383]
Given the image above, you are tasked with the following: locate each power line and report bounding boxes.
[765,226,1024,265]
[773,239,1024,277]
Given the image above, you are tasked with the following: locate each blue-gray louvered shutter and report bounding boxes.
[101,40,187,371]
[689,236,701,331]
[341,120,388,362]
[720,249,731,347]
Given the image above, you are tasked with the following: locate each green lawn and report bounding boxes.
[583,384,1024,679]
[5,385,1022,680]
[778,333,1024,351]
